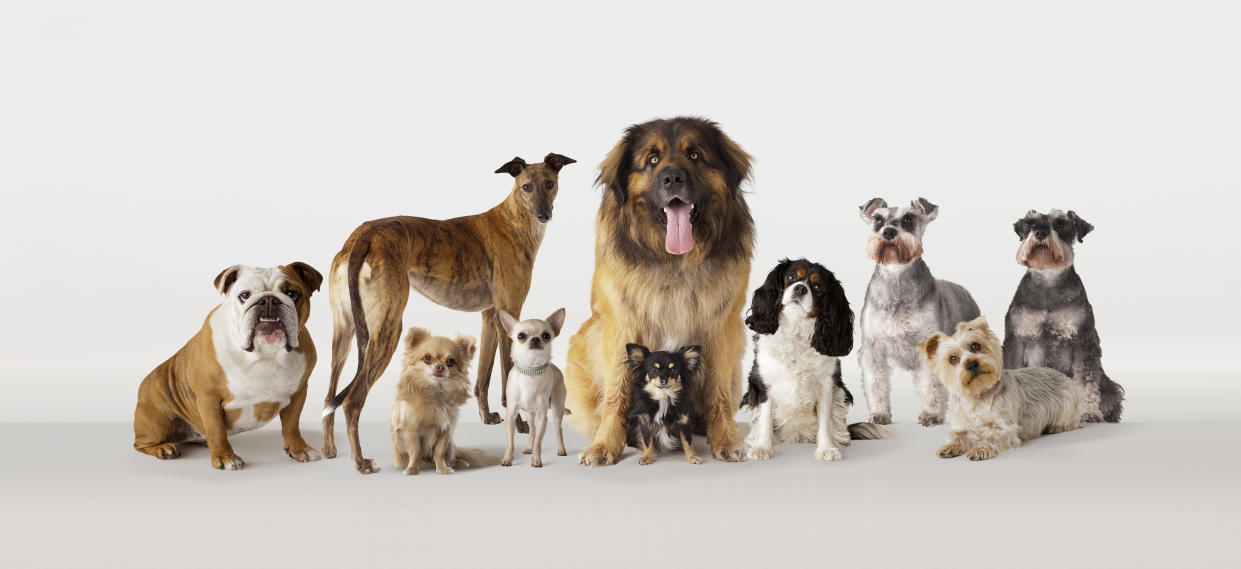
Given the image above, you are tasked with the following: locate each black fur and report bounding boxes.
[739,335,767,410]
[744,259,792,335]
[625,344,701,454]
[494,156,527,177]
[744,258,854,356]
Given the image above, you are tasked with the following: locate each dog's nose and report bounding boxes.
[255,296,282,306]
[881,227,897,240]
[659,166,687,193]
[433,364,445,375]
[659,378,669,387]
[792,283,808,297]
[528,337,542,349]
[965,360,979,373]
[536,212,550,223]
[1034,229,1049,240]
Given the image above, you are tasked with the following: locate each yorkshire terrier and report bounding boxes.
[390,328,498,475]
[920,316,1083,461]
[625,344,704,465]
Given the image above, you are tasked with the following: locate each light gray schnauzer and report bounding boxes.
[1004,209,1124,422]
[858,198,980,426]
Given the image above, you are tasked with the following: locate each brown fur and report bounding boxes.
[389,328,495,475]
[1016,237,1073,270]
[321,154,574,474]
[565,118,754,465]
[866,232,923,265]
[132,263,322,469]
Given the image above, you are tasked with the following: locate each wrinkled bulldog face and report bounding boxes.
[213,263,321,353]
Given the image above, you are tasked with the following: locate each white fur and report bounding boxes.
[500,313,568,467]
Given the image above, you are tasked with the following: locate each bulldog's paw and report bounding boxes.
[481,412,502,425]
[938,443,966,459]
[515,417,530,434]
[578,443,620,467]
[967,447,998,461]
[868,412,892,425]
[711,439,746,462]
[139,443,181,460]
[917,412,944,427]
[354,458,380,475]
[211,452,245,471]
[815,446,843,462]
[746,445,774,461]
[284,443,321,463]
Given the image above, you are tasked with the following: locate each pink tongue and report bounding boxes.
[663,203,694,255]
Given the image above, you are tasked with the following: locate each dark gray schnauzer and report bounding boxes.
[858,198,980,426]
[1004,209,1124,422]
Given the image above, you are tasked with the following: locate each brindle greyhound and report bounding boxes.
[321,153,575,474]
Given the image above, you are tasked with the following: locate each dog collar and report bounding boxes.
[514,362,548,376]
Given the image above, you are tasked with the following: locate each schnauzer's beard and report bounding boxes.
[866,233,923,265]
[1017,234,1073,270]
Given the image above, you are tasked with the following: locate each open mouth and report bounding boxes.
[660,198,697,255]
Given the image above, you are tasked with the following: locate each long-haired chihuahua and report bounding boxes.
[625,344,705,465]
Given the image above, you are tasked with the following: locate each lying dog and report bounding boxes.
[390,328,497,475]
[499,308,568,468]
[1006,209,1124,422]
[625,344,705,465]
[921,316,1083,461]
[742,258,898,462]
[133,263,323,469]
[322,153,575,474]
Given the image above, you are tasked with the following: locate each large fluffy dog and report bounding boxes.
[566,117,755,466]
[1005,209,1124,422]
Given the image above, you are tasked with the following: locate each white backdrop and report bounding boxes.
[1,1,1238,423]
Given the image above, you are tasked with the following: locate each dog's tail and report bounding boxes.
[453,447,502,468]
[847,422,902,440]
[739,340,767,411]
[322,239,374,417]
[1100,372,1125,423]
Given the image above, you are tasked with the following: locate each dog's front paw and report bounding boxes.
[746,445,774,461]
[500,453,514,467]
[815,446,843,462]
[687,455,703,465]
[578,443,620,467]
[966,447,998,461]
[481,411,502,425]
[711,439,746,462]
[557,448,567,456]
[354,458,380,474]
[436,465,455,475]
[284,442,321,463]
[321,443,337,459]
[869,412,892,425]
[530,457,543,468]
[917,412,944,427]
[403,464,420,475]
[937,443,966,458]
[211,452,245,471]
[638,455,654,466]
[1081,411,1104,423]
[141,443,181,460]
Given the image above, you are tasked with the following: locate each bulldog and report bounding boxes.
[133,262,323,470]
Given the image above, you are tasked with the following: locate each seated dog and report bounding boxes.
[625,344,705,465]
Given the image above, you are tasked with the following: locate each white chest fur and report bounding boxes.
[211,312,306,434]
[1009,306,1084,340]
[756,314,837,441]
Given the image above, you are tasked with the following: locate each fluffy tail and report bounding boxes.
[847,422,902,440]
[322,240,373,418]
[739,340,767,411]
[1100,373,1125,423]
[453,447,502,468]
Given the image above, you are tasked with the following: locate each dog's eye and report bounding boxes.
[522,184,531,192]
[648,154,659,165]
[902,215,916,228]
[969,342,981,352]
[688,150,699,160]
[423,354,432,364]
[517,333,527,341]
[286,290,300,302]
[541,333,551,341]
[238,291,250,303]
[544,180,553,190]
[785,274,796,282]
[446,358,456,367]
[949,355,960,365]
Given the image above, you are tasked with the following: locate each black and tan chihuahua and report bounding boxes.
[625,344,704,465]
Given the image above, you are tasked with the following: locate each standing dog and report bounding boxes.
[625,344,705,465]
[390,328,498,475]
[499,308,568,468]
[133,263,323,469]
[1005,209,1124,422]
[921,316,1084,461]
[742,258,897,462]
[322,153,575,474]
[858,198,980,426]
[565,117,755,466]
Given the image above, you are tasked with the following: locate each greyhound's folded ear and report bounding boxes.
[543,153,576,172]
[495,157,527,177]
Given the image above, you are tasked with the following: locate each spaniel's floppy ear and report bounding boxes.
[597,125,640,206]
[810,271,855,357]
[745,259,792,335]
[543,153,576,172]
[920,332,945,362]
[214,265,243,295]
[677,345,703,374]
[284,261,323,294]
[859,198,887,222]
[495,156,527,177]
[1067,210,1093,242]
[405,327,431,351]
[497,309,519,335]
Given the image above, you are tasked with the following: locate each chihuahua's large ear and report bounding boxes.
[1067,210,1093,242]
[453,334,478,361]
[745,259,792,335]
[920,332,945,362]
[405,327,431,350]
[859,198,887,223]
[284,261,323,294]
[497,309,519,335]
[677,345,703,374]
[214,265,243,295]
[546,308,566,336]
[495,157,527,177]
[625,343,650,366]
[912,197,939,222]
[543,153,576,173]
[810,271,854,357]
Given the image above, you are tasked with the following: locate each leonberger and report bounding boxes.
[565,117,755,465]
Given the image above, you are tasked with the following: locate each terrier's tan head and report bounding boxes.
[920,316,1004,398]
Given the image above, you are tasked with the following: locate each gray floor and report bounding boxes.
[2,414,1238,568]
